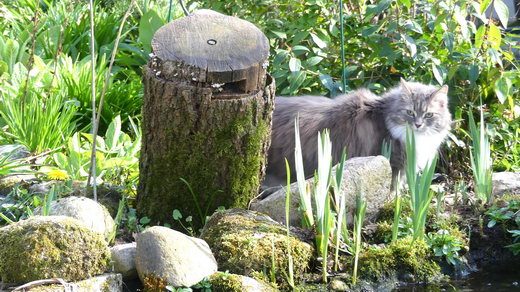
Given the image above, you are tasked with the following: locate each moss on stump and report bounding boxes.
[0,216,111,284]
[200,209,313,286]
[137,11,274,230]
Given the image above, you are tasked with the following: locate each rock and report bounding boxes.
[200,209,313,284]
[136,226,217,288]
[0,145,34,195]
[329,279,349,291]
[0,144,30,161]
[0,216,111,284]
[210,272,277,292]
[35,196,115,242]
[110,242,137,279]
[492,172,520,198]
[0,174,37,195]
[251,156,393,226]
[1,273,123,292]
[250,183,302,227]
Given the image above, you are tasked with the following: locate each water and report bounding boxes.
[396,261,520,292]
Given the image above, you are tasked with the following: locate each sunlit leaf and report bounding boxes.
[493,0,510,28]
[310,33,327,49]
[487,23,502,49]
[494,76,512,104]
[403,35,417,56]
[304,56,323,66]
[138,10,163,53]
[289,58,301,72]
[480,0,493,14]
[474,24,487,48]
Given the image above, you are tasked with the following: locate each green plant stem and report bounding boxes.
[352,192,366,286]
[284,159,295,288]
[391,180,401,242]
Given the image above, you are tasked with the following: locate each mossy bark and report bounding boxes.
[137,67,275,228]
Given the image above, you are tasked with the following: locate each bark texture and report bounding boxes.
[137,11,274,229]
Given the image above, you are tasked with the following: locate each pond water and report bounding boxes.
[121,262,520,291]
[396,261,520,292]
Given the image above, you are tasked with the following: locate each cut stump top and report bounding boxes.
[151,10,269,88]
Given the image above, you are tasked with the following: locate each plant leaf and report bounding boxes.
[493,0,510,28]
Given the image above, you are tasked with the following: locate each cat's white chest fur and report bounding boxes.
[389,125,447,170]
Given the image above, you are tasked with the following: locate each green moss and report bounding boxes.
[358,236,442,282]
[210,271,278,292]
[0,216,110,284]
[142,274,168,292]
[211,272,246,292]
[137,85,274,230]
[371,221,393,244]
[201,209,313,287]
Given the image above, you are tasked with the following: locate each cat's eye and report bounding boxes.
[424,112,433,118]
[406,110,414,116]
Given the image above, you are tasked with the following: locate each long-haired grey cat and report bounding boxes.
[263,79,451,188]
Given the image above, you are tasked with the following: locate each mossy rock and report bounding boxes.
[0,216,111,283]
[200,209,313,285]
[24,273,122,292]
[210,272,278,292]
[357,236,443,283]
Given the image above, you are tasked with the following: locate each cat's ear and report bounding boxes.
[431,85,449,107]
[400,78,413,96]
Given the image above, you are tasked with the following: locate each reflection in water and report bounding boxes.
[395,261,520,292]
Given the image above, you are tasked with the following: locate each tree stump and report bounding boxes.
[137,10,275,229]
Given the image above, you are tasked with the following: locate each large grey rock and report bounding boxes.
[136,226,217,288]
[2,273,123,292]
[492,172,520,197]
[111,242,137,279]
[35,196,115,242]
[251,156,392,226]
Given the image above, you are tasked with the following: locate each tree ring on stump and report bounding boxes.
[151,11,269,94]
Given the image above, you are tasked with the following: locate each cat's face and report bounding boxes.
[385,80,451,140]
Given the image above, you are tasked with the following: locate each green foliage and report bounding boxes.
[0,146,31,177]
[485,198,520,255]
[49,115,140,184]
[406,127,437,241]
[294,117,336,283]
[426,229,463,265]
[196,0,520,172]
[468,109,493,204]
[391,180,402,243]
[352,192,367,286]
[284,159,295,288]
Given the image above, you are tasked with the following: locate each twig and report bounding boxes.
[13,278,76,291]
[179,0,190,16]
[87,0,136,199]
[87,0,98,201]
[22,146,65,163]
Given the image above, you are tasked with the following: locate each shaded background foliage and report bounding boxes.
[0,0,518,172]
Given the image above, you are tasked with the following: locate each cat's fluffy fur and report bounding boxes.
[263,79,451,188]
